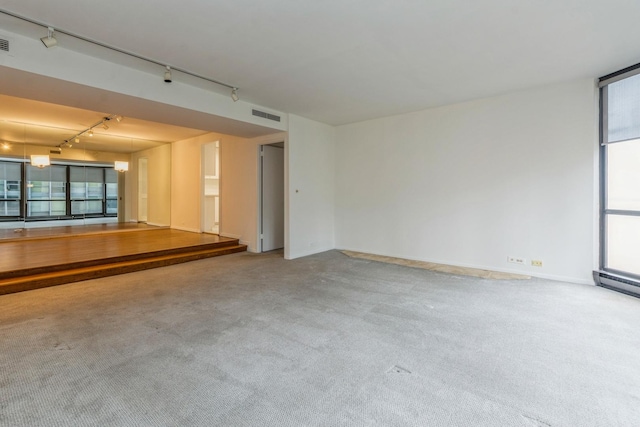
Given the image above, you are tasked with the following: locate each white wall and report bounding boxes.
[220,132,286,252]
[336,79,598,284]
[287,115,336,259]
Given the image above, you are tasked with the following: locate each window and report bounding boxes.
[0,161,119,221]
[105,169,118,215]
[26,164,67,217]
[0,162,22,218]
[70,166,105,215]
[599,65,640,293]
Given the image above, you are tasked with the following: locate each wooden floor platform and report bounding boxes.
[0,226,246,296]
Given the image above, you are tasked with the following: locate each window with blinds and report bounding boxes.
[599,64,640,290]
[0,161,22,218]
[0,161,119,221]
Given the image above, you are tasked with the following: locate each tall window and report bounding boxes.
[26,164,67,217]
[0,162,21,218]
[70,166,105,215]
[600,67,640,285]
[105,169,118,215]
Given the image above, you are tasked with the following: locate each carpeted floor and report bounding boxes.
[1,250,639,426]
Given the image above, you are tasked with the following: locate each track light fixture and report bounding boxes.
[164,66,172,83]
[40,26,57,48]
[231,88,239,102]
[0,11,240,98]
[62,114,123,146]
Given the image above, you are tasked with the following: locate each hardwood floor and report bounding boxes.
[0,222,158,242]
[0,226,246,295]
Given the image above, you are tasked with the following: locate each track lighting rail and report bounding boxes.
[0,9,239,93]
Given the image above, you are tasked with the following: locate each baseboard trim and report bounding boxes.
[337,247,592,285]
[171,226,201,233]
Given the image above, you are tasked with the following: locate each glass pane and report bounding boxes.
[71,201,84,215]
[28,201,66,217]
[51,182,66,199]
[607,214,640,276]
[70,182,86,199]
[72,200,103,215]
[0,201,20,216]
[608,73,640,143]
[106,183,117,198]
[106,199,117,214]
[0,180,21,200]
[87,182,103,199]
[607,139,640,210]
[86,200,102,213]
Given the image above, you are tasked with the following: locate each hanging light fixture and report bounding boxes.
[114,161,129,172]
[231,88,239,102]
[40,26,57,48]
[88,130,93,137]
[164,66,172,83]
[30,155,50,168]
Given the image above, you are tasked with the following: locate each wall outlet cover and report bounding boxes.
[507,256,526,265]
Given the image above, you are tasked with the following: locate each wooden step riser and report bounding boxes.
[0,240,241,280]
[0,245,246,296]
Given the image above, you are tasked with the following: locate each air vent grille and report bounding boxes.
[0,38,9,52]
[252,109,281,122]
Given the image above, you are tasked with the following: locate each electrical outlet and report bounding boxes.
[531,260,543,267]
[507,256,526,265]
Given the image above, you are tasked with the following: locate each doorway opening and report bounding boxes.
[137,157,148,223]
[202,141,220,234]
[259,143,284,252]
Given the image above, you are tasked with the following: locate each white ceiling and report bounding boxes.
[1,1,640,127]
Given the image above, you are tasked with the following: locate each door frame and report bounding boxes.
[258,141,285,253]
[200,140,220,234]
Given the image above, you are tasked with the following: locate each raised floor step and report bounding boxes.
[0,243,247,296]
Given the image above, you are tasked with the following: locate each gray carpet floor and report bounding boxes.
[1,250,639,426]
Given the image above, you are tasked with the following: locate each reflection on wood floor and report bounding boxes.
[0,222,157,242]
[0,223,247,296]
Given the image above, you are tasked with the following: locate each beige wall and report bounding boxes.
[171,132,247,233]
[128,144,171,226]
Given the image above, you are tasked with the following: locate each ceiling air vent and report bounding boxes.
[252,109,281,122]
[0,38,9,52]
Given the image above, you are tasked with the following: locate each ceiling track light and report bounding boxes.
[40,26,57,48]
[63,114,122,145]
[164,65,172,83]
[0,10,240,98]
[231,88,239,102]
